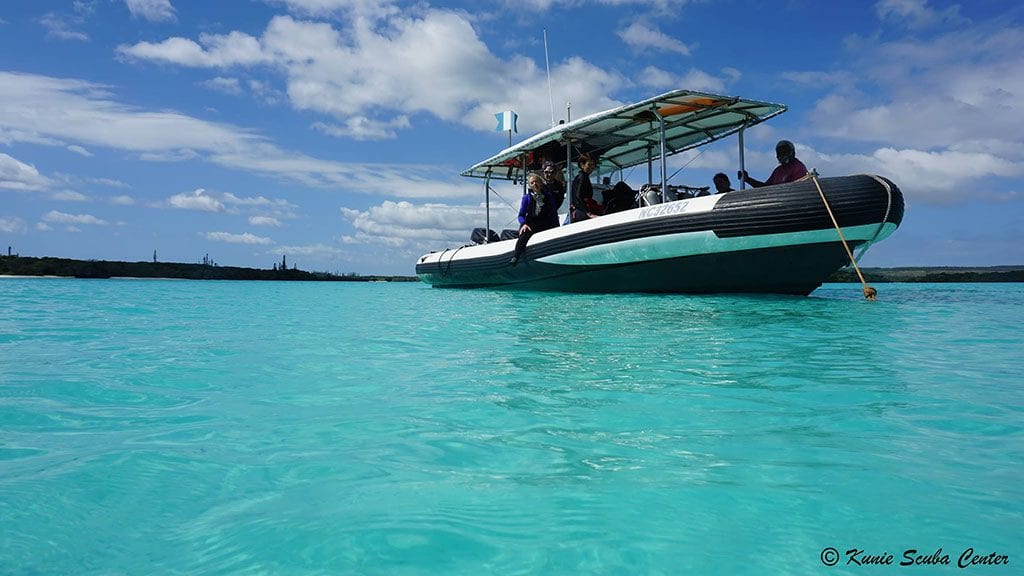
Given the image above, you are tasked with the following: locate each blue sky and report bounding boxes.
[1,0,1021,275]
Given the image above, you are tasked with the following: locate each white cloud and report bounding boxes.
[0,153,52,191]
[51,190,91,202]
[204,231,273,244]
[0,129,65,148]
[340,199,518,252]
[0,73,262,153]
[39,12,89,42]
[269,243,343,257]
[53,173,131,190]
[323,164,480,200]
[247,79,283,104]
[804,146,1021,203]
[781,70,858,91]
[42,210,108,226]
[0,216,27,234]
[795,14,1024,205]
[167,188,225,212]
[222,192,294,209]
[506,0,690,12]
[117,32,268,67]
[822,25,1024,150]
[126,0,177,22]
[266,0,400,20]
[618,22,691,55]
[164,188,299,218]
[139,149,202,162]
[92,177,131,188]
[636,66,732,92]
[312,116,411,140]
[875,0,963,29]
[116,11,624,136]
[201,77,243,95]
[249,215,282,226]
[35,222,53,231]
[110,195,136,205]
[0,72,476,194]
[67,144,94,157]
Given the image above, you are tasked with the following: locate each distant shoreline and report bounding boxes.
[0,255,418,282]
[2,255,1022,283]
[826,266,1024,283]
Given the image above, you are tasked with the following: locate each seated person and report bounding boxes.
[713,172,735,194]
[737,140,808,188]
[510,172,559,265]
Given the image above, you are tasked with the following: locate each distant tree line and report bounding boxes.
[0,255,418,282]
[827,267,1024,283]
[3,253,1018,283]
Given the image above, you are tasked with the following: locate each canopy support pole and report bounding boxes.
[522,153,527,194]
[565,139,574,223]
[647,145,653,187]
[484,174,491,242]
[657,108,668,203]
[738,126,746,191]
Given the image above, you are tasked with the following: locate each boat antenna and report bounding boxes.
[667,147,706,182]
[544,29,555,127]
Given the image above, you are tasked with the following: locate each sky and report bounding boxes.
[1,0,1022,275]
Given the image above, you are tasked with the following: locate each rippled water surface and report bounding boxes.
[1,279,1021,574]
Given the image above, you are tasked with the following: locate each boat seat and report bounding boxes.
[471,228,500,244]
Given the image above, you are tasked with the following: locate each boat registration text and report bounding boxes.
[637,200,691,220]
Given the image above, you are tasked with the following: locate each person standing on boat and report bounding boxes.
[738,140,808,188]
[510,172,559,266]
[541,160,567,211]
[713,172,735,194]
[570,153,602,222]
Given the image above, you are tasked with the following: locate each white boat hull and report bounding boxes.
[416,175,904,295]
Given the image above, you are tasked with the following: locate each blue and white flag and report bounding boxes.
[495,110,518,133]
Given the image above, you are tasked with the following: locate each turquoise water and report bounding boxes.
[1,278,1021,575]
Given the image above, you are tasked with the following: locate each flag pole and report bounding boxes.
[544,29,555,127]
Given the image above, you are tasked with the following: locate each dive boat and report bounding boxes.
[415,89,904,295]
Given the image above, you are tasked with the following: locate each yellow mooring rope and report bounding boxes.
[809,170,877,301]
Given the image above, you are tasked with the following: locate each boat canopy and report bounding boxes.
[461,89,786,182]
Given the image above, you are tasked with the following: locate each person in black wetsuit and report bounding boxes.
[541,160,566,214]
[540,159,565,200]
[570,153,600,223]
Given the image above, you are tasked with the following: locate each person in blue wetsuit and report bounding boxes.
[510,171,559,266]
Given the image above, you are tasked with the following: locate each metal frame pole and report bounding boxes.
[738,127,746,190]
[484,174,491,242]
[565,140,574,223]
[657,108,668,203]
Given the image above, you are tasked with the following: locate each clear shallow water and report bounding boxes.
[1,278,1021,575]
